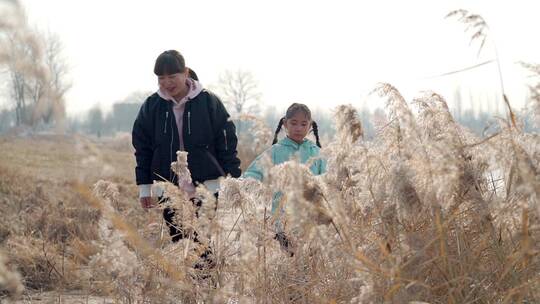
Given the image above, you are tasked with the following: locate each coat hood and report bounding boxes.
[157,78,203,105]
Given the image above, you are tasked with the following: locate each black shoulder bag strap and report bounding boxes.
[204,90,227,177]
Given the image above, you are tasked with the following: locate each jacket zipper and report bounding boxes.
[223,129,228,151]
[163,111,169,134]
[170,117,173,182]
[188,111,191,135]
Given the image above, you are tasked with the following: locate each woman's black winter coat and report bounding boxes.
[132,90,241,185]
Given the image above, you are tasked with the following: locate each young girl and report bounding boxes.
[243,103,326,255]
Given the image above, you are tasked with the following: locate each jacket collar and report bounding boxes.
[279,136,311,149]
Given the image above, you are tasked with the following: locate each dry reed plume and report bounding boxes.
[43,82,534,303]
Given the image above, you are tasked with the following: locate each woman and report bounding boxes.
[132,50,241,243]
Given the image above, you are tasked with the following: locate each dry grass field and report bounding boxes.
[0,134,142,302]
[0,86,539,303]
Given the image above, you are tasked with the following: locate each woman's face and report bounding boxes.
[283,111,311,144]
[158,70,188,98]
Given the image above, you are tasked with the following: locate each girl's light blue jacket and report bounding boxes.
[243,137,326,227]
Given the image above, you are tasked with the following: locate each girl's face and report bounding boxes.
[283,111,311,144]
[158,70,188,98]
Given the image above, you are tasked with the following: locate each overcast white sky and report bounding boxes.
[14,0,540,116]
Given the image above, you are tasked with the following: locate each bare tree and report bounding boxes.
[214,69,261,115]
[0,2,69,129]
[3,28,39,126]
[38,31,70,125]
